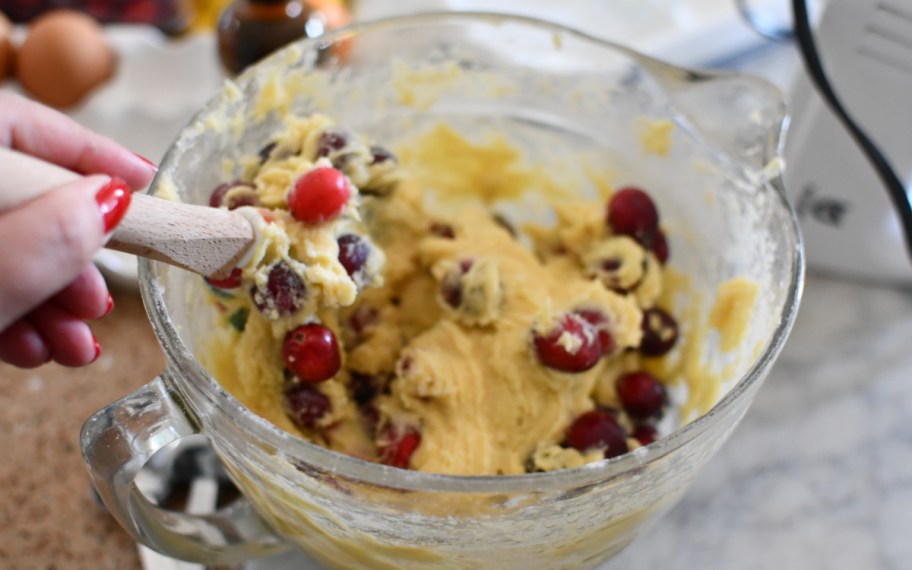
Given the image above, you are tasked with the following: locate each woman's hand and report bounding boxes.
[0,92,157,368]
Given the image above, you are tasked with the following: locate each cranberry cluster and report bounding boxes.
[281,327,422,471]
[313,129,398,196]
[605,188,680,360]
[559,370,667,463]
[315,129,397,168]
[204,125,423,468]
[349,370,422,469]
[207,128,688,472]
[280,323,340,432]
[543,186,681,465]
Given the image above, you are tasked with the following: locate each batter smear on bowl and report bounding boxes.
[202,114,705,476]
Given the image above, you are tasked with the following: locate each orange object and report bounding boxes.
[15,10,116,108]
[309,0,350,29]
[313,0,352,61]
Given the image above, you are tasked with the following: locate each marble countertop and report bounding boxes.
[606,273,912,570]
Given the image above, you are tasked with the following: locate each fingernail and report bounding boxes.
[102,293,114,317]
[134,153,158,171]
[91,336,101,363]
[96,177,132,234]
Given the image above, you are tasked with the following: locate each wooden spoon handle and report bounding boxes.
[0,147,254,278]
[106,193,255,278]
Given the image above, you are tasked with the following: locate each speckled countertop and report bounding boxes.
[0,288,156,569]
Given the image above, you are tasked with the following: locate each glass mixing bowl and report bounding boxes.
[81,13,803,569]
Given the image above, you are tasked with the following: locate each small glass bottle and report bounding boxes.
[216,0,330,76]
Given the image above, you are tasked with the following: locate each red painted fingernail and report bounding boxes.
[91,337,102,363]
[96,177,132,234]
[102,293,114,317]
[134,153,158,171]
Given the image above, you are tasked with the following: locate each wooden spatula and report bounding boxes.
[0,148,255,279]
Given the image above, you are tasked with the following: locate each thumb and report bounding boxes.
[0,175,131,331]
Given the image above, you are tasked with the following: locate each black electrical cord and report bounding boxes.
[792,0,912,265]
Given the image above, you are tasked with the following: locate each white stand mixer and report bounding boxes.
[784,0,912,284]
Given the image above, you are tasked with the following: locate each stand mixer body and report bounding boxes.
[784,0,912,283]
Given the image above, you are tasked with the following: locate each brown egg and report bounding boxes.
[16,10,115,108]
[0,11,13,82]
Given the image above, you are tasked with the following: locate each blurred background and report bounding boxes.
[0,0,812,287]
[0,0,802,166]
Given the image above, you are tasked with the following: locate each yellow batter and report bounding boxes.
[202,114,758,476]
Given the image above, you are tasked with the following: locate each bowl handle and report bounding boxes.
[80,376,288,564]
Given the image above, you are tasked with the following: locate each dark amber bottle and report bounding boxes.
[216,0,328,76]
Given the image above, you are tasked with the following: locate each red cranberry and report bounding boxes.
[283,323,341,383]
[316,129,350,158]
[533,313,602,373]
[227,190,259,210]
[607,187,659,244]
[350,372,383,406]
[347,306,379,343]
[573,309,615,356]
[210,183,231,207]
[377,423,422,469]
[602,258,622,272]
[429,222,455,239]
[209,182,258,209]
[632,424,659,446]
[616,371,667,420]
[398,355,413,375]
[564,410,628,459]
[205,267,242,289]
[592,256,637,295]
[440,259,473,308]
[251,262,306,317]
[360,405,381,432]
[369,145,396,165]
[284,383,331,429]
[337,234,369,279]
[640,308,679,357]
[288,168,351,224]
[651,230,669,264]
